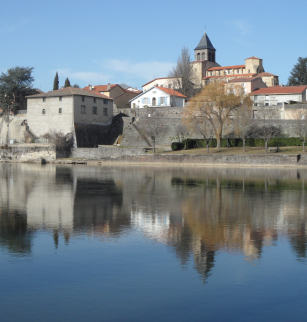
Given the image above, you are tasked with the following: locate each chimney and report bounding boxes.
[107,83,111,90]
[89,85,92,90]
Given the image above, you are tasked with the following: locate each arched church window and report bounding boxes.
[212,53,215,62]
[202,52,205,60]
[209,53,212,61]
[197,53,200,61]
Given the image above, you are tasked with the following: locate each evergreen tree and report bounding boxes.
[288,57,307,86]
[0,66,35,113]
[72,84,80,88]
[53,72,59,90]
[64,77,71,88]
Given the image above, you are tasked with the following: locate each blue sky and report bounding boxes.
[1,0,305,92]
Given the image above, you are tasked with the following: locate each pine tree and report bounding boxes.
[64,77,71,88]
[53,72,59,90]
[288,57,307,86]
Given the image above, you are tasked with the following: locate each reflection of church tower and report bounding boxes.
[191,32,220,88]
[194,32,216,62]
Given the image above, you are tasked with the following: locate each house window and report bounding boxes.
[94,97,96,103]
[42,109,46,115]
[160,97,165,104]
[59,96,62,101]
[82,96,85,102]
[168,84,171,88]
[81,105,86,114]
[103,99,108,104]
[43,97,46,102]
[265,103,269,106]
[59,108,62,114]
[92,106,97,115]
[254,95,258,100]
[103,108,108,116]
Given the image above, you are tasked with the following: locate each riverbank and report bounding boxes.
[51,153,307,168]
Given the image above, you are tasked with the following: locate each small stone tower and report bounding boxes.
[194,32,216,62]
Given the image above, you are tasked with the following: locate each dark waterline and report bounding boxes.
[0,164,307,322]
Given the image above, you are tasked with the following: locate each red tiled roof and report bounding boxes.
[156,86,187,98]
[83,84,117,92]
[142,77,179,87]
[26,87,113,99]
[245,56,261,60]
[203,73,257,79]
[258,72,277,77]
[227,77,261,83]
[207,64,245,71]
[251,86,307,95]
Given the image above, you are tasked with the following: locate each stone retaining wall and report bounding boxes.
[0,144,56,162]
[85,153,301,166]
[71,145,146,159]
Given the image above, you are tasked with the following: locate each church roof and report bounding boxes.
[194,32,215,51]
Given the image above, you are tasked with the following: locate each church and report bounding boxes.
[191,32,279,88]
[142,32,279,94]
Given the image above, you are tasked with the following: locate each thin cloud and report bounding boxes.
[232,20,251,35]
[53,69,111,85]
[96,59,175,80]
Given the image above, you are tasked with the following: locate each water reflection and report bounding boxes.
[0,164,307,280]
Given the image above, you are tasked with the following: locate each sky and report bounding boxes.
[1,0,306,92]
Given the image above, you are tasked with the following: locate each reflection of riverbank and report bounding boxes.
[0,164,307,276]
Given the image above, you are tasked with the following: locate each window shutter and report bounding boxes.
[158,97,161,106]
[165,97,168,105]
[142,98,144,104]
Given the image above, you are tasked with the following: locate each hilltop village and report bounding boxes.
[1,32,307,163]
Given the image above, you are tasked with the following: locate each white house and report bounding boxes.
[250,85,307,106]
[142,77,182,92]
[26,87,113,138]
[130,86,186,109]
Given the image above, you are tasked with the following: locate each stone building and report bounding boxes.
[191,32,220,87]
[203,56,279,87]
[26,87,113,143]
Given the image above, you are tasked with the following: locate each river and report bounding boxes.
[0,164,306,321]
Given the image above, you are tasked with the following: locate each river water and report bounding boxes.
[0,164,307,321]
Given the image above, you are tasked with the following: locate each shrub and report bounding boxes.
[43,130,74,155]
[171,142,184,151]
[181,137,303,149]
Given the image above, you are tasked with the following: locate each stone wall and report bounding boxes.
[71,145,146,159]
[0,144,56,162]
[84,153,302,167]
[117,107,303,148]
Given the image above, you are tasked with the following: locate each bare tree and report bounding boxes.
[251,108,283,154]
[232,104,253,152]
[168,46,195,98]
[294,106,307,152]
[138,118,165,153]
[173,123,189,143]
[193,117,214,153]
[43,130,74,156]
[183,82,251,148]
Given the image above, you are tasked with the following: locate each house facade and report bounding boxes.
[26,87,113,138]
[203,56,279,87]
[142,77,182,92]
[225,77,267,95]
[250,86,307,107]
[84,84,141,110]
[130,86,186,109]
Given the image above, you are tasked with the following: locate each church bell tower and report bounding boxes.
[194,32,216,62]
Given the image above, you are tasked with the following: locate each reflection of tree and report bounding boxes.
[0,210,33,255]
